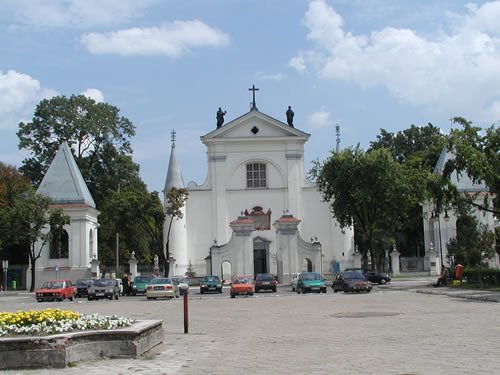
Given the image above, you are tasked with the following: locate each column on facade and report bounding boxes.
[229,215,255,277]
[209,155,229,249]
[274,213,301,283]
[285,152,303,224]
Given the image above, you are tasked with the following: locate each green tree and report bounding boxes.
[17,94,135,186]
[165,187,188,277]
[447,211,496,267]
[1,187,70,291]
[311,147,428,270]
[444,117,499,213]
[369,124,446,257]
[105,187,165,270]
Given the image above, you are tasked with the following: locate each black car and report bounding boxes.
[364,271,391,285]
[332,271,372,293]
[87,279,120,300]
[75,278,94,298]
[254,273,278,293]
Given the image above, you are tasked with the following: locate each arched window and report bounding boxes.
[246,163,266,188]
[49,229,69,259]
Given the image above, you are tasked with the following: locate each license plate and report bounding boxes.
[154,286,163,290]
[96,293,104,296]
[208,287,215,290]
[263,281,270,285]
[311,287,319,290]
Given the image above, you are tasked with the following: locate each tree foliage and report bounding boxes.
[311,147,429,269]
[17,94,135,186]
[164,187,188,277]
[447,211,496,267]
[444,117,499,213]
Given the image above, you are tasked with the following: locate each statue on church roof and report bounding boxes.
[286,106,294,127]
[216,107,227,129]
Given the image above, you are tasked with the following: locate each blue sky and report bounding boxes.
[1,0,499,193]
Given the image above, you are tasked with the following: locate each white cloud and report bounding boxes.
[81,20,230,58]
[81,88,105,103]
[0,70,58,129]
[3,0,152,28]
[306,109,333,129]
[292,0,500,122]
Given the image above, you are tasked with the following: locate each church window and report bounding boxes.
[49,229,69,259]
[246,163,266,188]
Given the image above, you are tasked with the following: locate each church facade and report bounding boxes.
[164,102,355,283]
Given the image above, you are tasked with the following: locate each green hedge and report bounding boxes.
[462,267,500,286]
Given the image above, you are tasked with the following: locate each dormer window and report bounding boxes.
[246,163,266,188]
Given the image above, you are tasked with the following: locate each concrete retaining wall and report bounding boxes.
[0,320,163,369]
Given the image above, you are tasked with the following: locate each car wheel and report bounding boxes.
[367,289,371,293]
[230,293,235,298]
[87,297,93,301]
[69,295,74,301]
[272,287,277,293]
[380,279,387,285]
[115,293,119,300]
[292,287,295,291]
[255,288,259,293]
[200,289,204,294]
[218,288,222,293]
[108,296,113,300]
[249,292,254,296]
[37,299,42,303]
[297,286,301,294]
[322,288,327,294]
[333,286,338,293]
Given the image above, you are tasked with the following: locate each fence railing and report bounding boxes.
[400,257,424,272]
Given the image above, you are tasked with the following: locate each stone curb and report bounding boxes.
[416,289,500,303]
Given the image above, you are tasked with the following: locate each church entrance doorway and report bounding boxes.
[253,237,270,277]
[304,258,312,272]
[221,261,232,283]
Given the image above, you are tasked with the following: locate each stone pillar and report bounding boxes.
[274,212,301,282]
[129,251,138,279]
[352,251,362,270]
[229,215,255,277]
[390,247,401,276]
[90,258,100,278]
[426,242,439,276]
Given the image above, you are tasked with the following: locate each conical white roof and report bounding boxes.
[36,142,96,208]
[163,146,184,191]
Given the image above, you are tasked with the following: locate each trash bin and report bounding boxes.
[12,280,16,290]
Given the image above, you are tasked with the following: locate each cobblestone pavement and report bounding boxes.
[2,286,500,375]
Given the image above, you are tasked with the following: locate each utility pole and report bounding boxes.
[116,232,119,277]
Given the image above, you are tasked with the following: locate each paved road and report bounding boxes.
[1,283,499,375]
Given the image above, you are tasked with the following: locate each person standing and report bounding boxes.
[121,274,130,296]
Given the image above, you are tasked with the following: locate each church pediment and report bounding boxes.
[201,110,310,144]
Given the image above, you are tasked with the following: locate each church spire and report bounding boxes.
[163,130,184,192]
[335,124,341,153]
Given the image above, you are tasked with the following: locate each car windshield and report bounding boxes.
[76,279,93,287]
[43,281,64,289]
[301,273,321,281]
[256,274,273,281]
[151,278,171,285]
[233,278,250,284]
[93,279,113,287]
[204,276,220,282]
[344,272,366,280]
[134,277,152,283]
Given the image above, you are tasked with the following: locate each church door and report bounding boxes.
[254,249,267,276]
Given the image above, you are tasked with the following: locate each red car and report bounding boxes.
[230,276,254,298]
[35,279,76,302]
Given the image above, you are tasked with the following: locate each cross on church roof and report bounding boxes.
[248,84,259,110]
[171,129,176,148]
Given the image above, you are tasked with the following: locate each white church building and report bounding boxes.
[164,99,355,283]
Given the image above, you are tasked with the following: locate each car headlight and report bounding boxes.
[320,283,325,287]
[105,288,113,293]
[217,284,222,287]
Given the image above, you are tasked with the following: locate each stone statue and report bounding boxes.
[286,106,294,127]
[216,107,227,128]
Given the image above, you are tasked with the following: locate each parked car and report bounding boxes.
[332,271,372,293]
[365,271,391,285]
[172,276,189,295]
[35,279,76,302]
[254,273,277,293]
[146,278,179,300]
[291,273,300,291]
[230,276,254,298]
[131,276,153,296]
[75,278,94,298]
[200,275,223,294]
[296,272,327,294]
[87,279,120,300]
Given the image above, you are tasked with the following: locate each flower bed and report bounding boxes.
[0,308,135,337]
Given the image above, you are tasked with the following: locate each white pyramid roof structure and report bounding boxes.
[36,142,96,208]
[164,144,184,191]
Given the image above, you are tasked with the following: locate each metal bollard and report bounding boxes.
[183,288,189,334]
